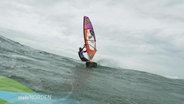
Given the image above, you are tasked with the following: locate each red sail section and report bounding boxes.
[83,16,96,60]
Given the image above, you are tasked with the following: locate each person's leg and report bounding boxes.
[82,57,89,62]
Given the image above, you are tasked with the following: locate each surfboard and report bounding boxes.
[86,61,97,68]
[83,16,97,68]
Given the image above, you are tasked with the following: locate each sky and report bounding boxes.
[0,0,184,79]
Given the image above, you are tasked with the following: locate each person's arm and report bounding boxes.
[82,44,86,49]
[81,44,87,53]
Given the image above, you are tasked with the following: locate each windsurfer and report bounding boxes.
[78,44,89,62]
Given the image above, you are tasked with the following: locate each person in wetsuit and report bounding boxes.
[78,45,89,62]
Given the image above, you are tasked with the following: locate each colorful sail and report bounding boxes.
[83,16,96,60]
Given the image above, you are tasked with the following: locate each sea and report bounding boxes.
[0,35,184,104]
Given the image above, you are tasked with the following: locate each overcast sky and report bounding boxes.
[0,0,184,79]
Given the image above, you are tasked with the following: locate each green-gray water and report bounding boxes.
[0,35,184,104]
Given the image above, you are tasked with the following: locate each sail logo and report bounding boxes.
[86,19,90,24]
[90,30,95,36]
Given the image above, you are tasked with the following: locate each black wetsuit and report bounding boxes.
[78,50,89,62]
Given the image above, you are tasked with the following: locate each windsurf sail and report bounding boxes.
[83,16,96,60]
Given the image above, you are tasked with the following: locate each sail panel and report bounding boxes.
[83,16,96,60]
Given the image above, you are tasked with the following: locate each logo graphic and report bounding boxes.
[86,19,90,24]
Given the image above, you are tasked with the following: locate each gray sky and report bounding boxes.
[0,0,184,79]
